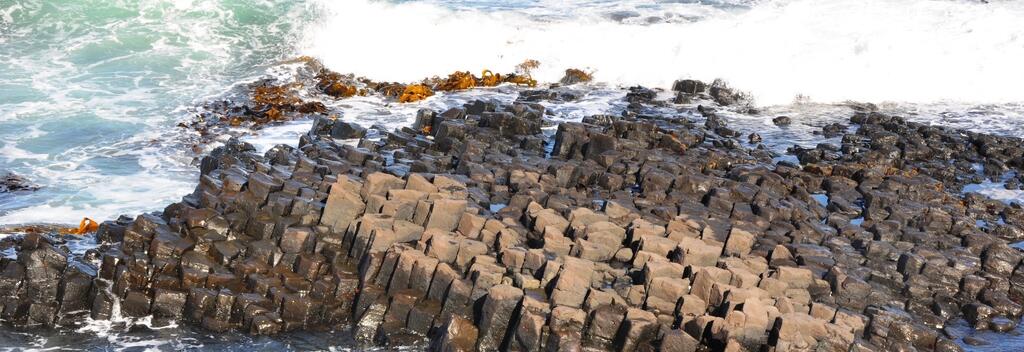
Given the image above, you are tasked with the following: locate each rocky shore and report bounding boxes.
[2,79,1024,352]
[0,173,38,194]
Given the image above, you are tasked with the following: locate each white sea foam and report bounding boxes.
[5,0,1024,228]
[307,0,1024,106]
[0,142,49,162]
[0,0,319,225]
[241,82,631,156]
[0,246,15,259]
[242,121,315,154]
[964,181,1024,205]
[0,171,195,225]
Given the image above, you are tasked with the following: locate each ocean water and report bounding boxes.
[3,0,1024,225]
[0,0,320,224]
[1,0,1024,350]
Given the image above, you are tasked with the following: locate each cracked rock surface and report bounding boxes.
[3,87,1024,352]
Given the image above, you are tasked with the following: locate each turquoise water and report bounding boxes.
[5,0,1023,225]
[0,0,318,224]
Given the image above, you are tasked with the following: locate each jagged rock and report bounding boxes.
[673,79,707,94]
[321,177,366,232]
[773,116,792,126]
[9,94,1024,352]
[476,284,523,351]
[548,306,586,351]
[0,172,38,193]
[550,257,594,308]
[331,121,368,139]
[435,315,478,352]
[709,79,747,106]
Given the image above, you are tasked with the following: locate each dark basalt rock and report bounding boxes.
[625,86,657,105]
[4,92,1023,352]
[962,335,989,346]
[822,122,847,138]
[331,121,368,140]
[672,79,707,95]
[708,79,748,107]
[0,172,38,193]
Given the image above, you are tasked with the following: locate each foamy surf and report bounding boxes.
[0,0,319,225]
[4,0,1024,227]
[307,0,1024,106]
[965,181,1024,205]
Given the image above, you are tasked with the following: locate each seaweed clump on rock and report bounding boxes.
[558,68,593,86]
[179,58,550,150]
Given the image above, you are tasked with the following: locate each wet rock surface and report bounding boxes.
[175,58,545,153]
[2,82,1024,352]
[0,172,39,193]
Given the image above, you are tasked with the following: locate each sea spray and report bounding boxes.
[307,0,1024,106]
[0,0,320,224]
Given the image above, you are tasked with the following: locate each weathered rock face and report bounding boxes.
[772,116,792,126]
[5,93,1024,352]
[708,79,750,108]
[0,172,38,193]
[672,79,707,95]
[558,69,593,86]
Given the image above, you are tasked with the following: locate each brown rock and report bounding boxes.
[361,173,406,200]
[551,257,594,308]
[426,199,468,232]
[435,315,478,352]
[477,284,524,351]
[320,180,366,233]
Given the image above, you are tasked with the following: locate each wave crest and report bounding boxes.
[306,0,1024,106]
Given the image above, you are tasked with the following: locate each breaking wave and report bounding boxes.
[307,0,1024,106]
